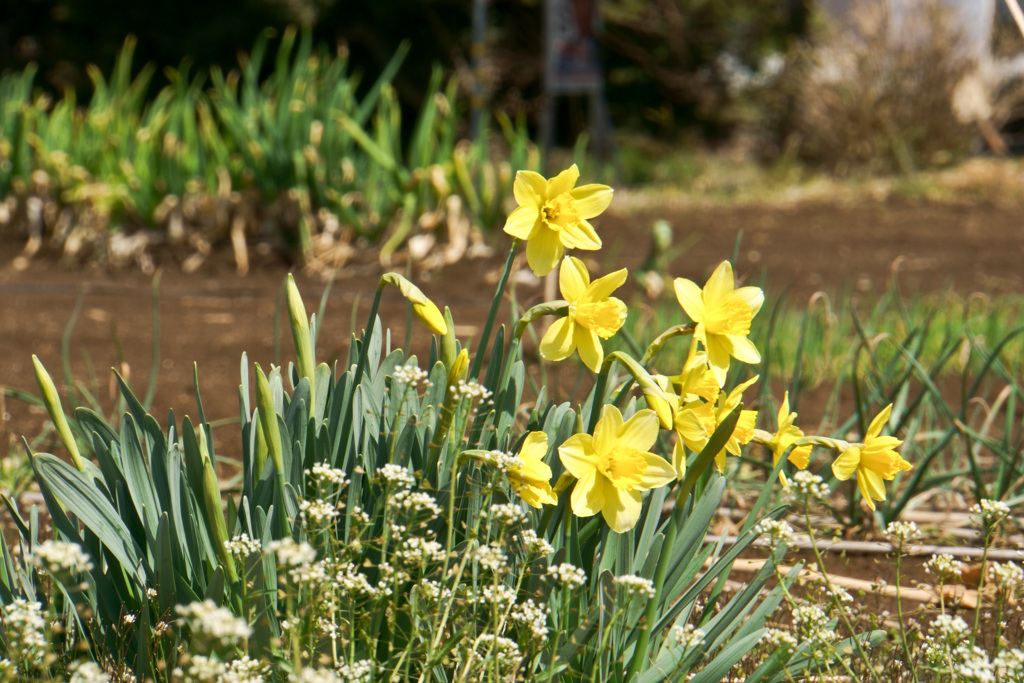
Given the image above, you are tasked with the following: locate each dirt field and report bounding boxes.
[2,196,1023,458]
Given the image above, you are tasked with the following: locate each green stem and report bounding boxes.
[804,507,881,683]
[470,239,519,381]
[894,543,919,682]
[624,487,684,681]
[587,357,614,434]
[970,529,992,648]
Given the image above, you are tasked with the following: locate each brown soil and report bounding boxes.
[2,197,1023,463]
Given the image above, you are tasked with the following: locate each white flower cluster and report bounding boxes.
[392,364,431,388]
[884,520,921,546]
[473,634,521,672]
[414,578,453,605]
[334,562,379,599]
[378,464,416,489]
[518,529,554,557]
[306,463,347,487]
[483,450,524,475]
[395,537,447,565]
[391,490,442,519]
[921,614,971,666]
[790,470,831,501]
[956,646,999,683]
[925,553,964,581]
[988,561,1024,591]
[791,604,835,652]
[292,669,341,683]
[182,655,225,682]
[3,598,47,651]
[474,543,508,573]
[613,574,656,600]
[671,623,706,651]
[475,584,517,611]
[970,499,1011,528]
[33,540,94,575]
[220,656,267,683]
[489,503,528,527]
[175,600,252,646]
[299,499,340,527]
[224,533,262,561]
[511,599,550,640]
[763,627,797,655]
[70,662,110,683]
[336,660,373,683]
[453,380,493,403]
[753,518,795,550]
[549,563,587,589]
[269,538,317,568]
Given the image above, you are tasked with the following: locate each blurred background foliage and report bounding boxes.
[0,0,811,146]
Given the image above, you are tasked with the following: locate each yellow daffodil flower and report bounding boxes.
[831,404,912,510]
[670,375,758,478]
[508,432,558,508]
[769,392,812,486]
[503,164,614,276]
[558,405,676,533]
[540,257,628,372]
[674,261,763,387]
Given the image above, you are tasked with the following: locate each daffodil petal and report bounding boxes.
[617,409,660,453]
[725,335,761,365]
[860,468,888,504]
[571,470,604,517]
[413,300,448,336]
[560,256,589,301]
[638,453,676,490]
[674,278,705,322]
[832,447,861,481]
[575,328,604,372]
[672,439,687,480]
[703,261,736,307]
[540,317,576,362]
[704,337,732,387]
[604,488,643,534]
[593,404,623,455]
[504,204,540,240]
[514,170,546,206]
[570,184,614,219]
[547,164,580,198]
[526,226,564,276]
[561,220,602,250]
[586,268,628,302]
[867,404,894,439]
[789,445,812,470]
[559,434,596,478]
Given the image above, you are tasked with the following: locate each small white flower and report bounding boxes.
[306,463,348,487]
[454,380,493,402]
[489,503,528,527]
[336,659,374,683]
[378,464,416,489]
[885,521,921,546]
[549,563,587,589]
[988,561,1024,591]
[671,623,706,651]
[122,613,137,625]
[2,598,47,651]
[473,543,508,573]
[392,364,430,388]
[299,499,340,527]
[926,553,964,581]
[483,450,524,475]
[753,519,795,550]
[518,529,554,557]
[970,499,1011,528]
[790,470,831,501]
[269,538,317,567]
[32,540,94,575]
[390,490,442,519]
[70,661,110,683]
[224,533,263,561]
[613,574,656,600]
[511,599,550,640]
[175,599,252,646]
